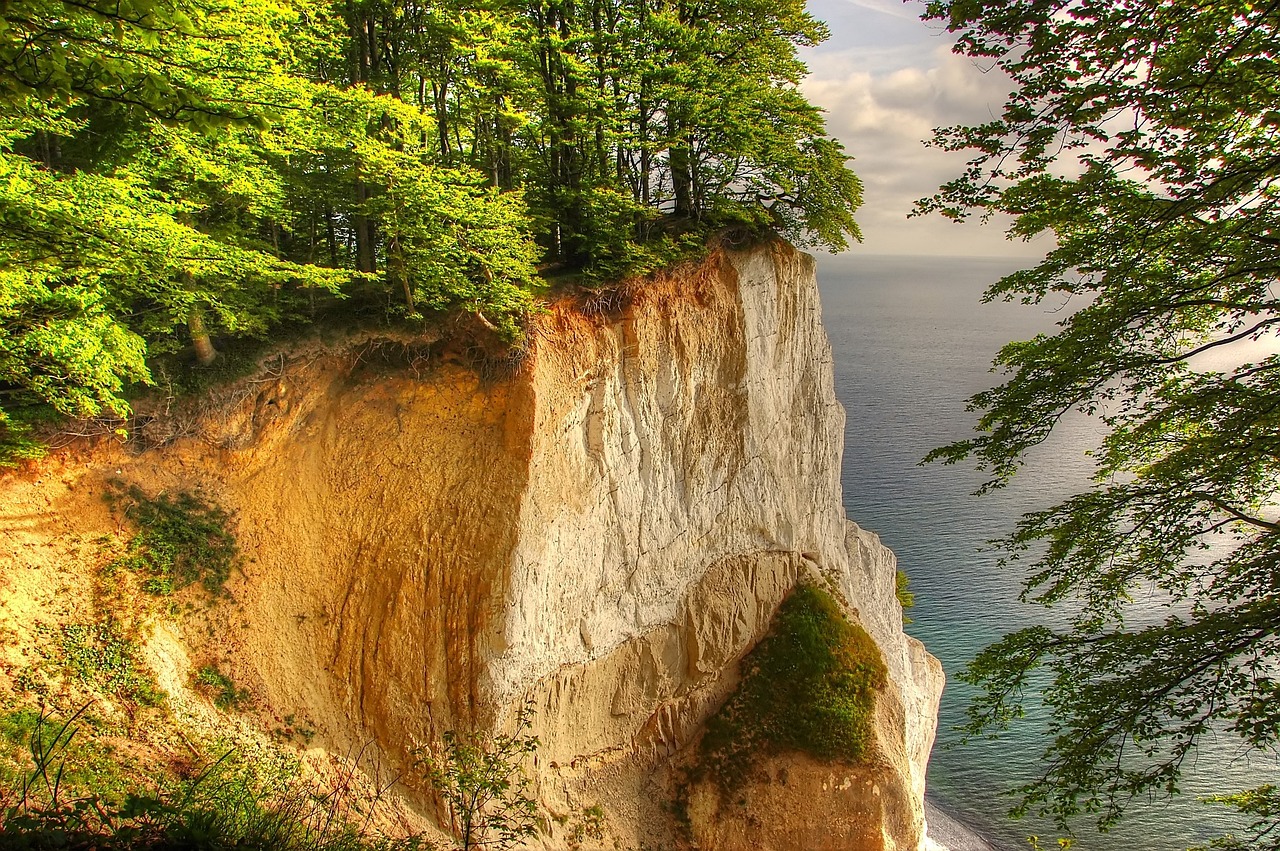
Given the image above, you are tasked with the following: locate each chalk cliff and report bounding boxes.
[0,240,943,849]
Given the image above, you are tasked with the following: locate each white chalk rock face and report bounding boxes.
[490,242,945,850]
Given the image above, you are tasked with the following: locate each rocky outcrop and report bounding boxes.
[0,240,943,850]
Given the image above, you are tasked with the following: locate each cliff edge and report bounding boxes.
[0,241,944,849]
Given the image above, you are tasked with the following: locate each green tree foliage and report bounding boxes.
[0,0,538,457]
[332,0,863,270]
[415,704,539,851]
[919,0,1280,846]
[1,0,347,455]
[1,0,860,465]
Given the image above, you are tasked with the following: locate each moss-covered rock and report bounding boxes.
[697,582,888,791]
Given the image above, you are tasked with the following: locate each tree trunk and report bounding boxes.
[324,205,339,266]
[432,78,451,163]
[388,235,414,314]
[354,178,375,272]
[670,116,693,217]
[347,2,368,83]
[188,304,218,366]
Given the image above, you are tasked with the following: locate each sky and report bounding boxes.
[799,0,1048,258]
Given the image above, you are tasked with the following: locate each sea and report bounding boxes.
[816,253,1276,851]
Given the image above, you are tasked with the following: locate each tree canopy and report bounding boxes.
[0,0,863,462]
[920,0,1280,847]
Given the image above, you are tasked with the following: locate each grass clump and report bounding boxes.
[193,665,251,712]
[106,482,237,596]
[697,583,888,791]
[0,706,135,809]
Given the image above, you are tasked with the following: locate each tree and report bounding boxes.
[1,0,864,466]
[918,0,1280,847]
[0,0,352,437]
[515,0,862,268]
[0,0,542,460]
[0,0,279,127]
[415,704,540,851]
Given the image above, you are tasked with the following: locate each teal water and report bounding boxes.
[817,253,1275,851]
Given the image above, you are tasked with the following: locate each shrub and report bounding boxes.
[415,703,539,851]
[697,583,888,791]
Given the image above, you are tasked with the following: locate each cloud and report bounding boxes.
[824,0,923,23]
[801,42,1045,257]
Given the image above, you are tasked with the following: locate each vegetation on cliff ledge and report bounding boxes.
[105,482,239,597]
[0,0,864,465]
[697,583,888,792]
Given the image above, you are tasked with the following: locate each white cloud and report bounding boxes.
[801,42,1046,257]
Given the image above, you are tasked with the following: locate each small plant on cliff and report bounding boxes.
[107,482,238,596]
[895,570,915,625]
[57,619,166,707]
[567,803,606,849]
[415,703,539,851]
[697,583,888,791]
[193,665,252,712]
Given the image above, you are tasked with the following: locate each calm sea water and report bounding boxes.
[817,253,1274,851]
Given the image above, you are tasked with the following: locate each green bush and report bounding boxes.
[414,703,539,851]
[107,483,237,596]
[697,583,888,791]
